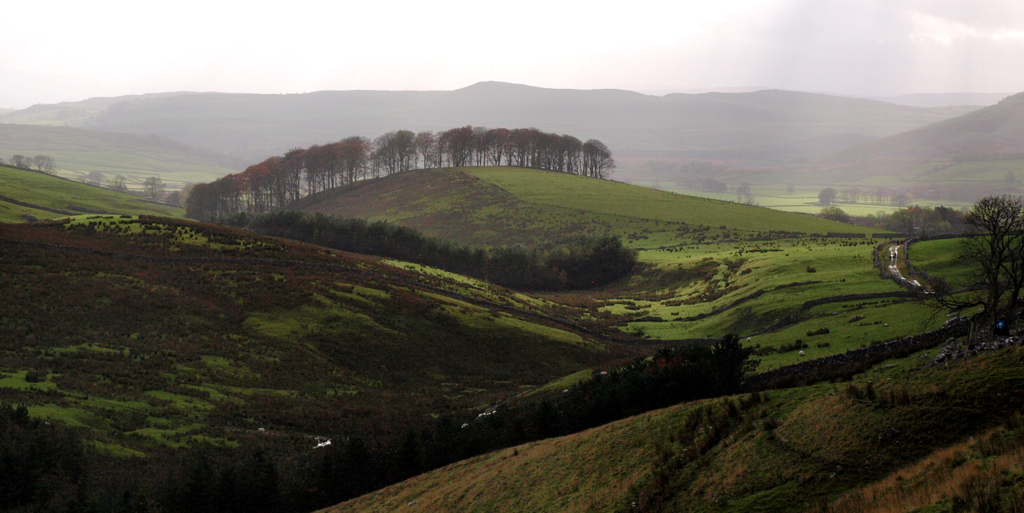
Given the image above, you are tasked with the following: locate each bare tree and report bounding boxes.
[415,131,436,169]
[736,182,753,204]
[930,195,1024,329]
[142,176,165,200]
[818,188,838,205]
[582,140,615,178]
[32,155,56,174]
[107,175,127,192]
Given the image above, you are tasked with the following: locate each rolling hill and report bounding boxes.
[824,91,1024,164]
[0,164,183,222]
[1,83,975,168]
[285,167,947,361]
[2,162,996,511]
[0,123,245,186]
[785,91,1024,197]
[290,167,872,247]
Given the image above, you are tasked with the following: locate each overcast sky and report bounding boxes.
[2,0,1023,109]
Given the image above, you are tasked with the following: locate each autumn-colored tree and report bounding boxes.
[184,126,612,220]
[582,140,615,178]
[415,131,437,168]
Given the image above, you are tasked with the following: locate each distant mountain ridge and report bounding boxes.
[0,82,975,167]
[822,91,1024,164]
[870,92,1011,108]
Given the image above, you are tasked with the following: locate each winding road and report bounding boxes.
[888,242,922,288]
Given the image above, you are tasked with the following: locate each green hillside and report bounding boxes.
[0,164,183,222]
[289,166,942,351]
[0,123,244,187]
[328,346,1024,512]
[292,167,871,248]
[0,217,620,457]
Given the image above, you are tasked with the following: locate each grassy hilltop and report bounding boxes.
[293,167,871,247]
[0,164,183,222]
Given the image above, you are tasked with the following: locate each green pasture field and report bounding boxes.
[467,167,870,235]
[296,167,965,373]
[0,165,183,222]
[330,346,1024,513]
[294,167,874,249]
[640,182,975,216]
[908,237,975,283]
[0,123,241,187]
[596,236,919,341]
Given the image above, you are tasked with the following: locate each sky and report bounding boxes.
[2,0,1023,109]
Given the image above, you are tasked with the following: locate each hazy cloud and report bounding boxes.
[1,0,1022,108]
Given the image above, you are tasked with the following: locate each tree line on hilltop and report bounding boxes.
[818,204,971,234]
[1,154,56,174]
[185,127,615,220]
[224,211,637,291]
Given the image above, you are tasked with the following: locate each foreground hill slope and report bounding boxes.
[1,83,973,164]
[291,167,870,247]
[0,217,620,456]
[0,164,183,222]
[0,123,244,185]
[328,346,1024,512]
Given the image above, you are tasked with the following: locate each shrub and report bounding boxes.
[777,340,807,353]
[24,369,46,383]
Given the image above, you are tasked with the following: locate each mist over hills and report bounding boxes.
[869,92,1011,109]
[0,123,245,186]
[823,91,1024,164]
[1,83,974,172]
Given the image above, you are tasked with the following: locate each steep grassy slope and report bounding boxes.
[0,217,622,456]
[0,123,243,186]
[328,346,1024,513]
[1,83,971,164]
[0,164,183,222]
[292,167,872,247]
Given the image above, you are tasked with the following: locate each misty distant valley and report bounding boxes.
[4,3,1024,512]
